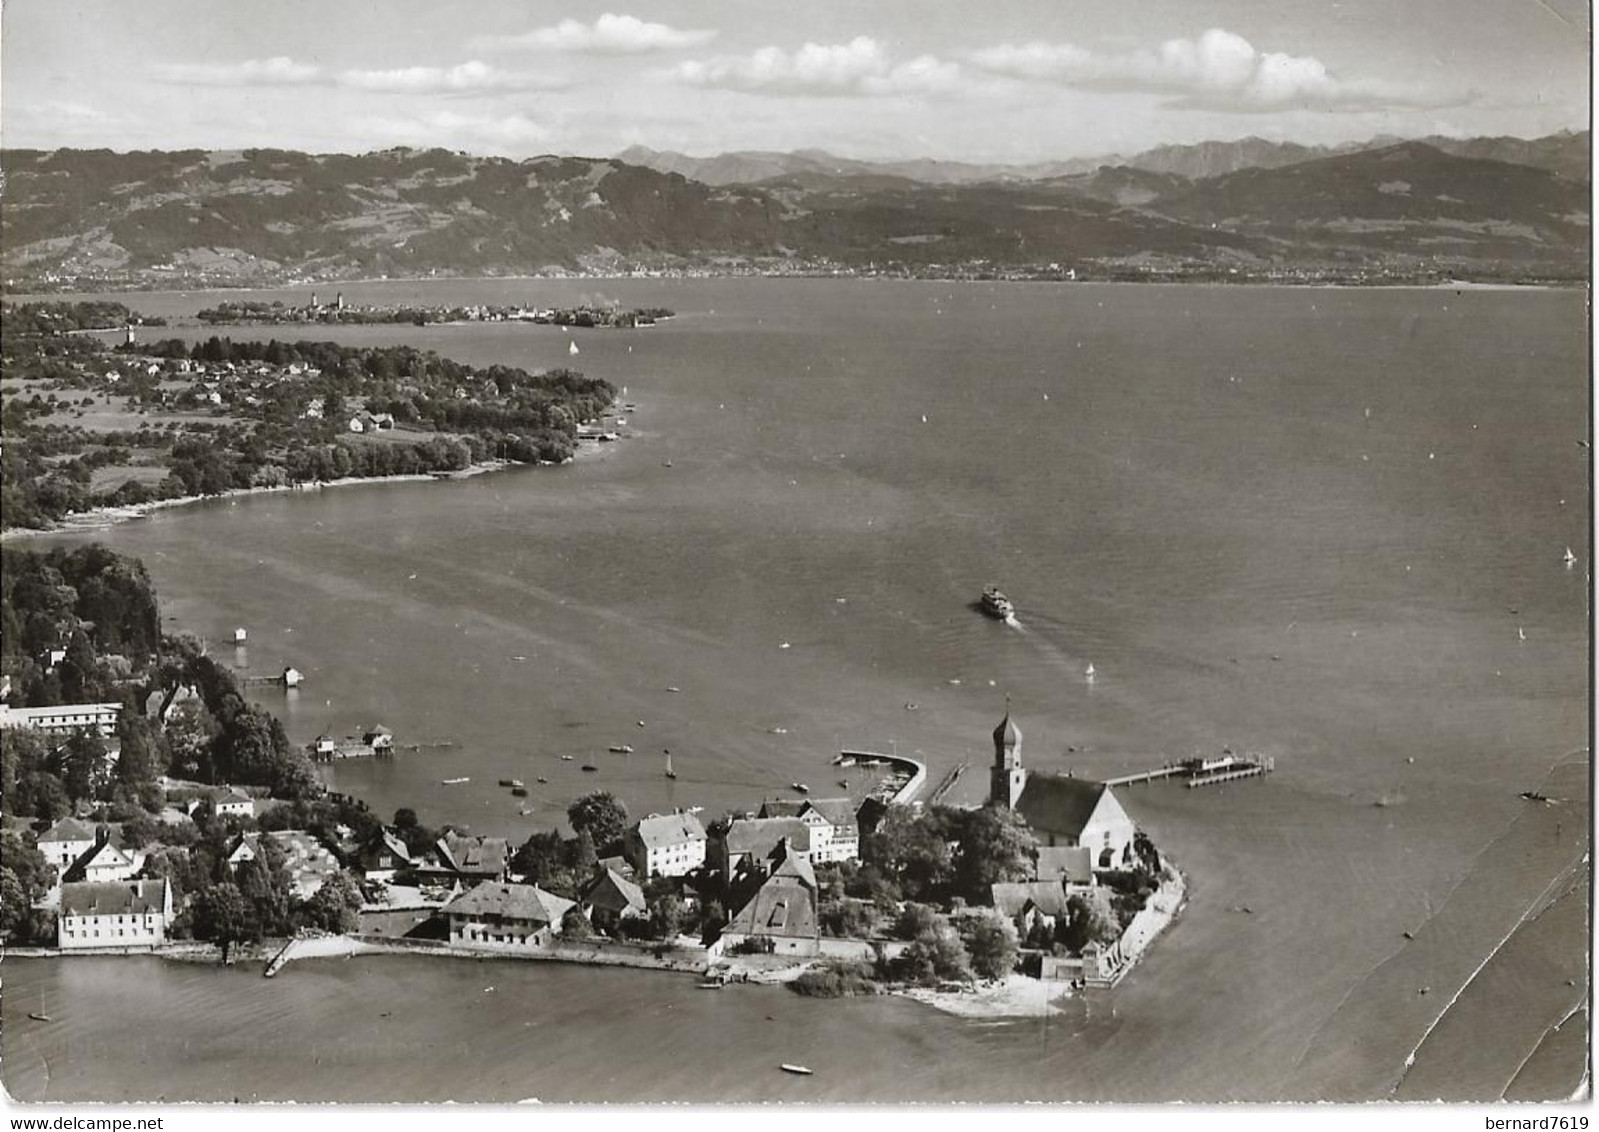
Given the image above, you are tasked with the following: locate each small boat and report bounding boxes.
[837,779,851,789]
[664,749,678,780]
[1518,626,1527,642]
[697,981,724,990]
[791,782,810,794]
[666,686,681,693]
[442,777,470,785]
[498,779,516,787]
[27,1013,51,1023]
[769,727,788,735]
[233,627,248,644]
[508,779,525,789]
[608,745,634,754]
[1564,547,1578,567]
[536,777,548,784]
[979,585,1015,619]
[1085,663,1096,679]
[1520,790,1551,802]
[560,755,575,761]
[569,340,580,356]
[511,787,529,798]
[781,1064,814,1076]
[581,764,599,773]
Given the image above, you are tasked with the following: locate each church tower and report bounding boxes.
[990,701,1027,809]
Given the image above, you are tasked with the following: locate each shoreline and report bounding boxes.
[0,432,624,543]
[5,274,1579,302]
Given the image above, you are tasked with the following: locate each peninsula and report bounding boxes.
[2,542,1186,1013]
[0,302,623,532]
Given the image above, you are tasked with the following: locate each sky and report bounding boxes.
[1,0,1590,162]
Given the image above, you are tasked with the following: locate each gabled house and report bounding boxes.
[1034,845,1096,888]
[425,832,510,883]
[624,812,707,879]
[356,829,416,882]
[64,833,144,884]
[57,878,173,950]
[707,816,811,883]
[755,798,858,863]
[441,881,575,950]
[214,788,255,818]
[579,866,648,923]
[716,838,820,957]
[991,880,1073,939]
[38,816,98,871]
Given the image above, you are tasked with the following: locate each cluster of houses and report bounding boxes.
[26,704,1149,981]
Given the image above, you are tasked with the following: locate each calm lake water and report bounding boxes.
[4,278,1589,1102]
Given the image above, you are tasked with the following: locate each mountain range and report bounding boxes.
[2,130,1588,290]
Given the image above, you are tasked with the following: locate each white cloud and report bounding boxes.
[337,61,565,94]
[476,13,717,54]
[154,56,324,87]
[968,28,1460,112]
[154,57,562,96]
[668,36,976,98]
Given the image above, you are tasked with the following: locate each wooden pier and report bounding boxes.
[1105,754,1276,789]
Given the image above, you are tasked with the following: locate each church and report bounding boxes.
[989,707,1137,869]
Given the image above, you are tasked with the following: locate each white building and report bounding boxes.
[214,788,255,818]
[57,879,174,951]
[37,816,98,871]
[440,882,575,950]
[0,702,122,737]
[624,812,708,878]
[66,838,145,883]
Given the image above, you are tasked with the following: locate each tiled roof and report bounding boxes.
[725,875,818,940]
[1015,775,1109,840]
[60,879,167,917]
[721,817,810,856]
[756,800,806,819]
[801,798,858,832]
[634,812,707,850]
[438,833,509,876]
[40,816,96,843]
[991,880,1072,919]
[581,867,647,916]
[442,881,574,925]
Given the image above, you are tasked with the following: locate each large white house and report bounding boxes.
[37,816,99,871]
[57,879,174,951]
[65,837,145,883]
[756,798,860,863]
[0,702,122,737]
[624,812,708,878]
[440,881,575,950]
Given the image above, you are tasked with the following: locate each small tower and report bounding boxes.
[335,291,345,311]
[990,699,1027,809]
[123,325,137,347]
[310,291,319,309]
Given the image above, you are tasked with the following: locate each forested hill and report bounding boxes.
[1,138,1588,290]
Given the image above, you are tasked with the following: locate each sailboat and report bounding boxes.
[1085,663,1096,680]
[568,340,580,356]
[1564,547,1578,567]
[664,749,678,780]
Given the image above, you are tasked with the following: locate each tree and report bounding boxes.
[819,896,874,939]
[958,912,1020,980]
[647,890,684,940]
[567,792,628,848]
[560,906,595,939]
[302,872,364,934]
[115,714,163,798]
[951,805,1035,902]
[893,902,941,941]
[189,882,257,962]
[61,729,110,803]
[1063,890,1121,953]
[892,920,972,985]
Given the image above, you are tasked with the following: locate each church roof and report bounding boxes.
[1015,774,1110,839]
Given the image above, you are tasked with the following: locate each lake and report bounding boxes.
[4,278,1589,1101]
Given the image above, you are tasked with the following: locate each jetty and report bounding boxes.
[1105,754,1275,789]
[925,760,969,806]
[834,749,927,806]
